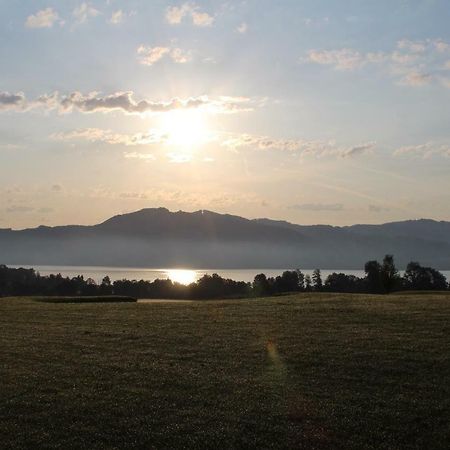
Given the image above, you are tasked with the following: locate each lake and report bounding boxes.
[8,265,450,284]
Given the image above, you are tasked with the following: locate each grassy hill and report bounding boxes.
[1,293,450,449]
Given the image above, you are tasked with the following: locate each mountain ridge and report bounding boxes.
[1,208,450,269]
[2,208,448,233]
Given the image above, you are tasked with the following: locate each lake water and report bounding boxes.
[8,265,450,284]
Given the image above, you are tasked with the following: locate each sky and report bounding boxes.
[0,0,449,229]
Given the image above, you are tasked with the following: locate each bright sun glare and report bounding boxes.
[166,269,197,285]
[160,109,209,148]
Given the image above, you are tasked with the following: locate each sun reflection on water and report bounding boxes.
[166,269,197,285]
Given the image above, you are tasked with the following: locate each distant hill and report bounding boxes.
[1,208,450,269]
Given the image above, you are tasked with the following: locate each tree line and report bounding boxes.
[0,256,448,299]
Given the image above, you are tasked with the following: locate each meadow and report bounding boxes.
[1,293,450,449]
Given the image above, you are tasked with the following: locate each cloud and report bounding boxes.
[398,71,432,86]
[6,205,34,213]
[119,192,149,199]
[73,2,100,25]
[306,49,365,70]
[37,207,54,214]
[0,92,26,111]
[137,46,170,65]
[305,38,450,88]
[51,128,168,145]
[236,22,248,34]
[222,134,302,152]
[440,77,450,89]
[109,10,124,24]
[167,152,192,163]
[434,39,450,52]
[165,3,190,24]
[166,3,214,27]
[339,142,376,158]
[222,133,376,158]
[101,188,264,210]
[289,203,344,212]
[0,143,23,150]
[25,8,61,28]
[303,17,330,27]
[394,142,450,158]
[397,39,427,53]
[123,152,156,160]
[368,204,390,213]
[137,45,192,65]
[0,90,256,116]
[58,92,254,115]
[306,48,389,70]
[51,184,63,192]
[191,10,214,27]
[170,47,192,63]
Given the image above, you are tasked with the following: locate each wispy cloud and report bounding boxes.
[123,152,156,161]
[394,142,450,158]
[166,2,214,27]
[73,2,100,25]
[222,133,376,158]
[305,38,450,88]
[236,22,248,34]
[167,152,192,163]
[109,10,124,25]
[306,48,373,71]
[137,45,192,65]
[289,203,344,211]
[0,90,257,116]
[368,204,390,213]
[51,128,168,146]
[398,71,432,86]
[25,8,62,28]
[6,205,35,213]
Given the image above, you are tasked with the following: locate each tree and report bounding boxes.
[304,274,312,291]
[312,269,322,291]
[324,273,363,293]
[100,275,113,295]
[253,273,270,296]
[296,269,305,291]
[275,270,302,293]
[404,262,448,291]
[364,260,383,294]
[381,254,400,293]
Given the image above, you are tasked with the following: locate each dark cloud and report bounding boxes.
[0,92,26,110]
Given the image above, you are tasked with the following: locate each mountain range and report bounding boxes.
[1,207,450,269]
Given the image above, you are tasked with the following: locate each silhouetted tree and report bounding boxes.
[324,273,364,293]
[312,269,322,291]
[275,270,303,292]
[100,276,113,295]
[403,262,448,291]
[0,260,447,299]
[381,254,400,293]
[296,269,305,291]
[364,260,383,294]
[253,273,270,297]
[304,275,312,291]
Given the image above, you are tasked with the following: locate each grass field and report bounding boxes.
[1,293,450,449]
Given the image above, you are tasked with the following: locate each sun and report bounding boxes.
[160,109,209,148]
[166,269,197,285]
